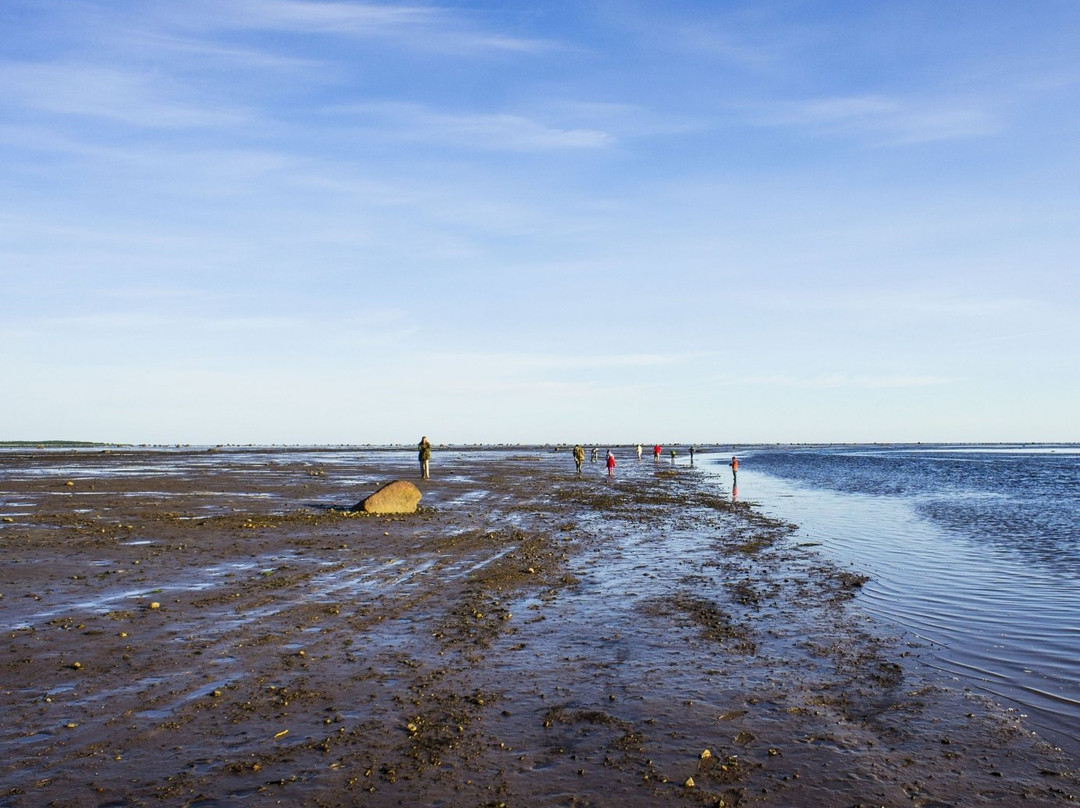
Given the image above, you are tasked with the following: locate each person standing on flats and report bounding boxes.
[418,436,432,480]
[573,444,586,474]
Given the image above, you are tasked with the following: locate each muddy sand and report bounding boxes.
[1,447,1077,807]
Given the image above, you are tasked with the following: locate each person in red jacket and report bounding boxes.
[653,444,661,460]
[606,450,616,475]
[730,455,739,483]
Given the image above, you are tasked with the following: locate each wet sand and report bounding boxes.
[1,447,1077,807]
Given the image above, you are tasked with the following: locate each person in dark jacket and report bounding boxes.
[418,436,432,480]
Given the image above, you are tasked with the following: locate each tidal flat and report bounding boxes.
[0,447,1076,807]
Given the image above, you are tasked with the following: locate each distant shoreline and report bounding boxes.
[3,440,1078,451]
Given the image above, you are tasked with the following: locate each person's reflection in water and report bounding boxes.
[732,484,738,502]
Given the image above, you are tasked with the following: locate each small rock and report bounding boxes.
[149,602,160,610]
[700,749,712,759]
[684,777,695,788]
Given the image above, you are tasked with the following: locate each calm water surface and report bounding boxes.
[703,444,1080,755]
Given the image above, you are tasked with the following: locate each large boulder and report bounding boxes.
[356,480,422,514]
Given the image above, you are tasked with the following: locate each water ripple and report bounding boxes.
[703,447,1080,756]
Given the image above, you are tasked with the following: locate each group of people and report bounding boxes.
[572,444,616,474]
[417,436,738,484]
[571,444,738,478]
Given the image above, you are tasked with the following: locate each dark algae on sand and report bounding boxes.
[0,447,1076,806]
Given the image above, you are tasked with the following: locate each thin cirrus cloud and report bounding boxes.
[335,102,615,151]
[172,0,559,54]
[432,351,695,373]
[2,311,416,355]
[812,290,1034,319]
[735,373,953,390]
[758,94,1001,145]
[0,61,248,129]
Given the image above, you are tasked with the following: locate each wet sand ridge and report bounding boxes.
[0,447,1077,807]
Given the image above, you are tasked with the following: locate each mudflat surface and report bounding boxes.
[0,447,1076,807]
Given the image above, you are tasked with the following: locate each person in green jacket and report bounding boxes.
[572,445,585,473]
[418,436,432,480]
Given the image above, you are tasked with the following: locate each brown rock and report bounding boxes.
[356,480,422,514]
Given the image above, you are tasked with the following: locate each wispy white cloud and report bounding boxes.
[594,4,787,70]
[757,94,1001,144]
[731,372,954,389]
[0,61,250,128]
[132,35,323,75]
[530,99,703,140]
[751,286,1037,320]
[173,0,558,55]
[333,102,614,151]
[666,23,784,70]
[1,308,410,337]
[432,351,698,373]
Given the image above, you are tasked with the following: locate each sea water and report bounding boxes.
[702,444,1080,754]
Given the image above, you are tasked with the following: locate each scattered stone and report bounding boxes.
[355,480,422,515]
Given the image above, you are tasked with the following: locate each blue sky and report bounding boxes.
[3,0,1078,445]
